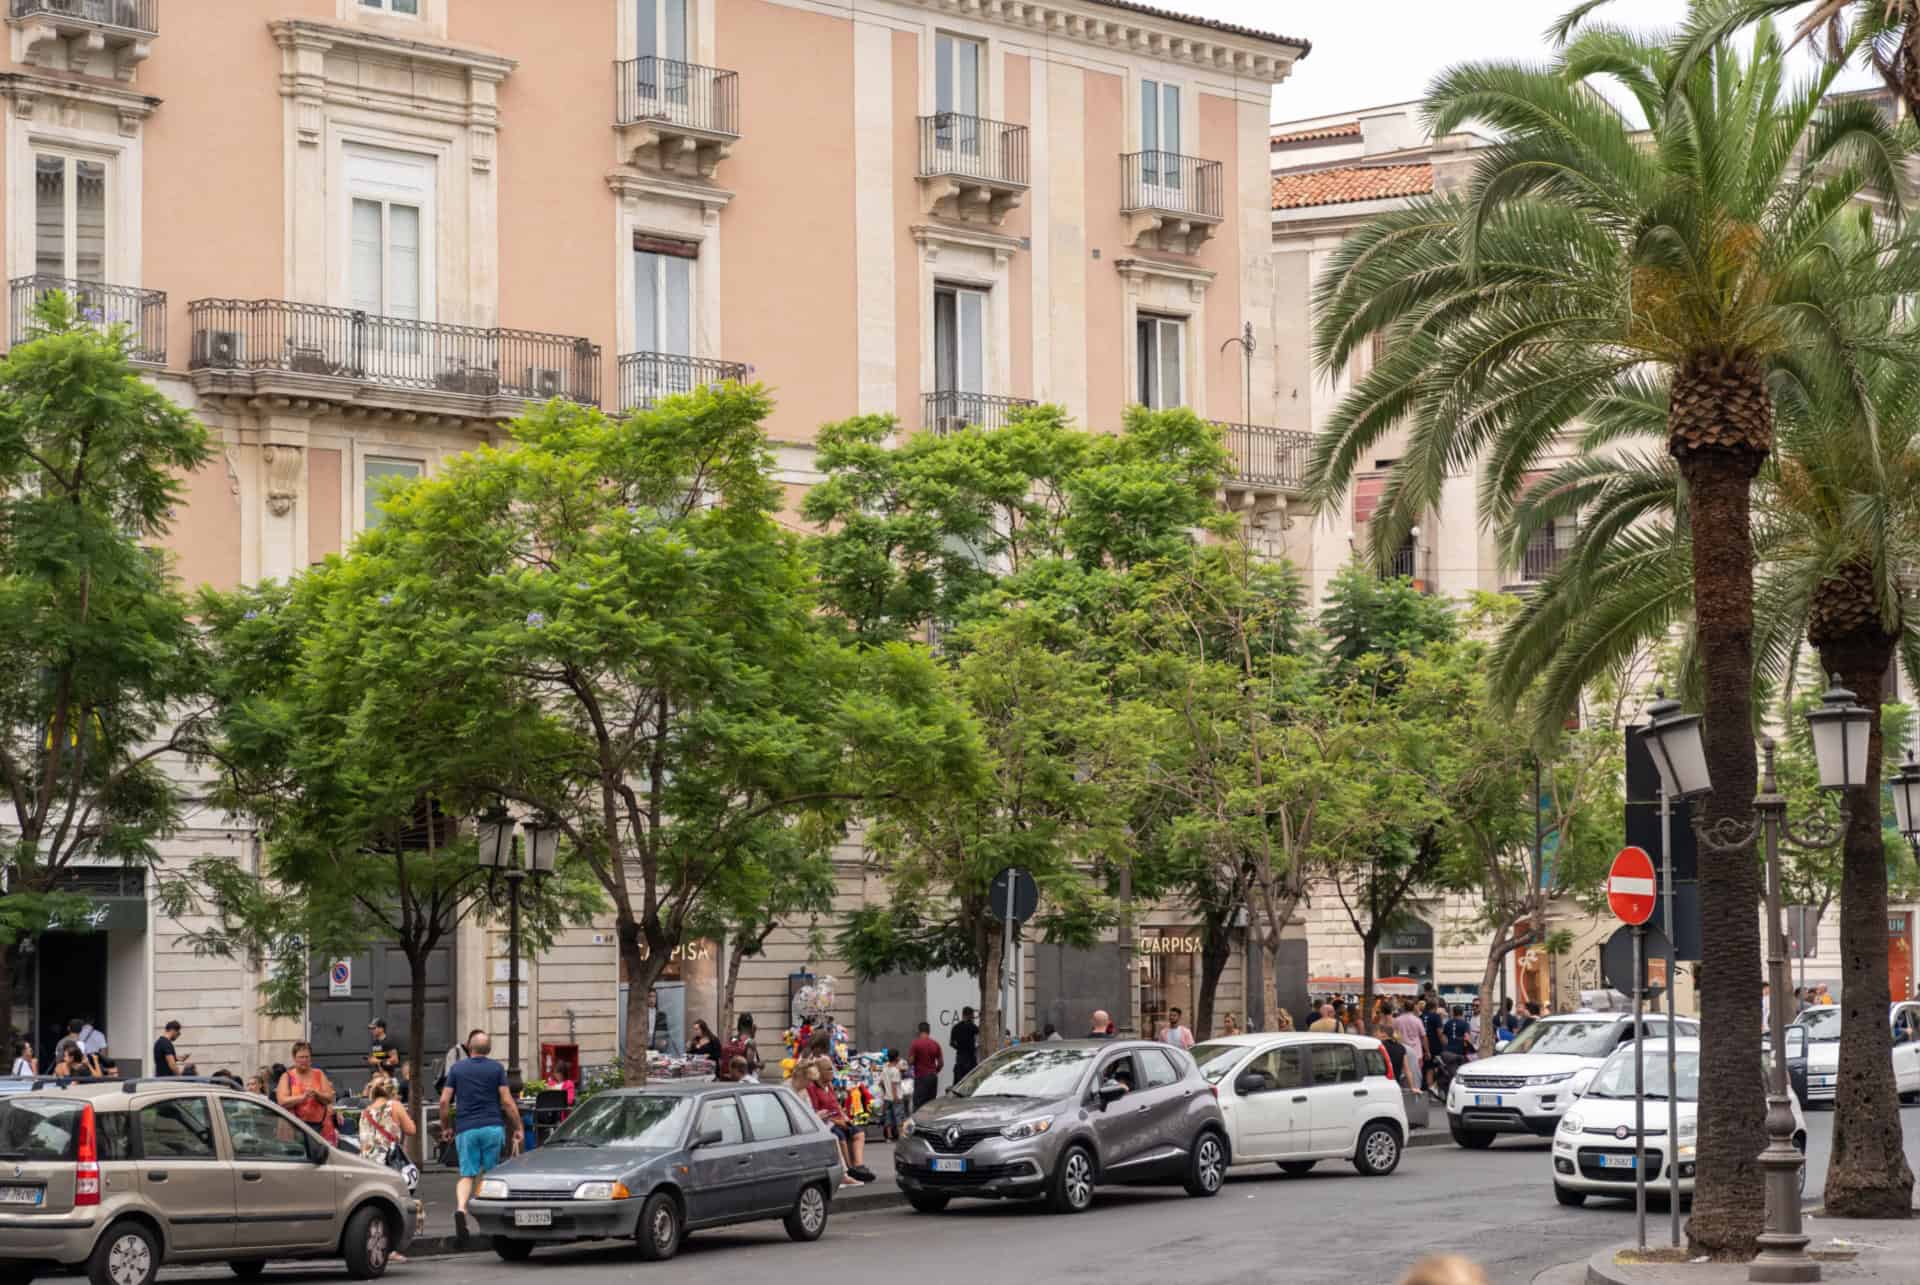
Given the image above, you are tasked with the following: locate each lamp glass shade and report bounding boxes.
[475,811,512,869]
[1892,758,1920,838]
[1807,681,1872,791]
[526,819,561,874]
[1645,709,1710,798]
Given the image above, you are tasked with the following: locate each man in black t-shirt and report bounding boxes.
[950,1006,980,1081]
[1442,1006,1472,1057]
[152,1020,191,1076]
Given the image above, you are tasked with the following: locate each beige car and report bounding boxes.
[0,1077,416,1285]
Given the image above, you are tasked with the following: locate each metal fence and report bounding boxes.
[1212,421,1311,491]
[614,57,740,137]
[11,0,155,32]
[917,113,1030,187]
[618,351,748,413]
[1121,150,1224,220]
[923,390,1037,433]
[1389,543,1419,581]
[187,299,601,406]
[10,275,166,365]
[1520,526,1575,581]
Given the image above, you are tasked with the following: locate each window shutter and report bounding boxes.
[632,232,699,259]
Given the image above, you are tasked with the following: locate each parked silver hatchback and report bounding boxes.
[0,1077,416,1285]
[895,1039,1229,1214]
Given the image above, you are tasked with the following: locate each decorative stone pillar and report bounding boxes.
[259,442,306,583]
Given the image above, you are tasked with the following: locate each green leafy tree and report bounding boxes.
[293,387,977,1081]
[1305,12,1920,1248]
[0,294,212,1032]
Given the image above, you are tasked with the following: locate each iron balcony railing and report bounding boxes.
[614,56,740,137]
[618,351,748,413]
[187,299,601,406]
[11,275,165,365]
[11,0,155,33]
[917,114,1030,188]
[1389,544,1418,580]
[1121,150,1224,221]
[923,390,1037,434]
[1520,525,1576,581]
[1212,422,1312,491]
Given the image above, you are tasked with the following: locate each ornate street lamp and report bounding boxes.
[1804,677,1871,793]
[1890,744,1920,860]
[475,806,562,1092]
[1642,691,1711,799]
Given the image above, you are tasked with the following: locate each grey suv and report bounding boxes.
[895,1039,1228,1214]
[0,1077,415,1285]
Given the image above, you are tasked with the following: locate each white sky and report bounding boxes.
[1142,1,1880,124]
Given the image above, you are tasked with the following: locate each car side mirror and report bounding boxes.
[693,1128,724,1149]
[1234,1070,1272,1096]
[1096,1081,1127,1107]
[308,1140,329,1164]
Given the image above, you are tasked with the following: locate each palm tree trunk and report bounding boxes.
[1815,594,1914,1215]
[1671,361,1769,1254]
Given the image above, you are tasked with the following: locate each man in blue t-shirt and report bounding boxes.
[436,1031,522,1243]
[1442,1006,1472,1057]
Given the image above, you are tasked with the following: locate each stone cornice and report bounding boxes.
[266,18,517,81]
[0,70,160,133]
[606,167,735,218]
[900,0,1303,84]
[911,222,1026,259]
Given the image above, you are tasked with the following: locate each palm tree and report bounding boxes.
[1491,347,1920,1219]
[1672,2,1920,119]
[1304,14,1920,1251]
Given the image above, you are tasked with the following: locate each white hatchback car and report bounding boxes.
[1448,1012,1698,1148]
[1790,1003,1920,1105]
[1189,1034,1409,1178]
[1550,1037,1806,1206]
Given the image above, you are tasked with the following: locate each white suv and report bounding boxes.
[1447,1012,1698,1148]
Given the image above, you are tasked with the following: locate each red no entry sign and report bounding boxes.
[1609,846,1657,926]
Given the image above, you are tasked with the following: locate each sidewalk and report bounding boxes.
[1577,1211,1920,1284]
[407,1124,1452,1257]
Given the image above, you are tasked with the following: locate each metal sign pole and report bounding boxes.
[1003,872,1017,1046]
[1633,923,1647,1252]
[1661,786,1680,1246]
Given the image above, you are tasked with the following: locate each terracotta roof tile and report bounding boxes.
[1085,0,1310,52]
[1270,162,1434,210]
[1271,122,1362,146]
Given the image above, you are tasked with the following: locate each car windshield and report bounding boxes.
[1499,1019,1619,1058]
[1800,1008,1841,1041]
[1582,1049,1700,1101]
[548,1094,690,1148]
[0,1098,82,1160]
[1190,1042,1249,1084]
[952,1047,1095,1099]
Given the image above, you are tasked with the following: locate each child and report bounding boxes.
[879,1049,906,1141]
[729,1055,757,1085]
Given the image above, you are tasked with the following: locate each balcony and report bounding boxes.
[618,351,748,414]
[10,275,164,365]
[187,299,601,422]
[1507,525,1577,590]
[1213,422,1310,492]
[1383,541,1435,594]
[9,0,155,79]
[917,114,1029,227]
[1121,150,1224,254]
[922,390,1037,434]
[614,57,739,178]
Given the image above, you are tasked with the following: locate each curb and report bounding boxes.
[1584,1248,1627,1285]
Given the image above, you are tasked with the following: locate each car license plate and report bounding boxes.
[930,1158,968,1174]
[1601,1155,1637,1170]
[513,1209,553,1227]
[1473,1094,1505,1107]
[0,1187,41,1205]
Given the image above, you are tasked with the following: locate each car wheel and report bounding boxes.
[1554,1184,1586,1207]
[1795,1133,1808,1198]
[341,1206,392,1281]
[1449,1122,1495,1150]
[635,1192,682,1262]
[229,1263,267,1281]
[1278,1161,1316,1176]
[905,1191,950,1214]
[784,1182,830,1242]
[1353,1122,1402,1177]
[1047,1144,1096,1214]
[87,1221,158,1285]
[492,1238,535,1263]
[1183,1130,1226,1197]
[0,1265,36,1285]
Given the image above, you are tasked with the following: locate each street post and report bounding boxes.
[1607,844,1659,1253]
[1659,784,1680,1245]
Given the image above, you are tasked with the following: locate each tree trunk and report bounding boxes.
[405,950,429,1165]
[721,935,750,1042]
[1670,365,1769,1255]
[1195,911,1233,1039]
[1476,928,1515,1059]
[1258,933,1281,1031]
[976,920,1004,1061]
[1360,929,1378,1029]
[618,926,668,1085]
[1816,613,1913,1215]
[0,944,15,1051]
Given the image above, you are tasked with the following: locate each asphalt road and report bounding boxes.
[159,1107,1920,1285]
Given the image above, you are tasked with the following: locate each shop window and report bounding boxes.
[1376,917,1433,985]
[1138,928,1199,1039]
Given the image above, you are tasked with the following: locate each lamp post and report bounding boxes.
[476,804,562,1093]
[1889,744,1920,862]
[1645,678,1869,1284]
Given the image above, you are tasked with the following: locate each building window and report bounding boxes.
[935,33,983,117]
[363,457,422,530]
[350,197,422,323]
[1141,78,1181,153]
[359,0,420,13]
[633,237,695,357]
[1376,917,1433,986]
[636,0,689,61]
[34,152,107,284]
[1136,313,1183,409]
[933,284,986,396]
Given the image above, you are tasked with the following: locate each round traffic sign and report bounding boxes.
[330,961,350,985]
[1608,845,1657,926]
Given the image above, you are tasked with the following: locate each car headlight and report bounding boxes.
[1676,1145,1696,1160]
[1526,1072,1575,1087]
[1001,1115,1055,1141]
[476,1179,508,1200]
[572,1181,631,1201]
[1559,1113,1583,1135]
[1677,1119,1697,1141]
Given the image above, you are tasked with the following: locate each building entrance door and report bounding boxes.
[306,943,453,1089]
[34,931,108,1069]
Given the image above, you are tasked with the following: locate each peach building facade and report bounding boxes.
[3,0,1307,1076]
